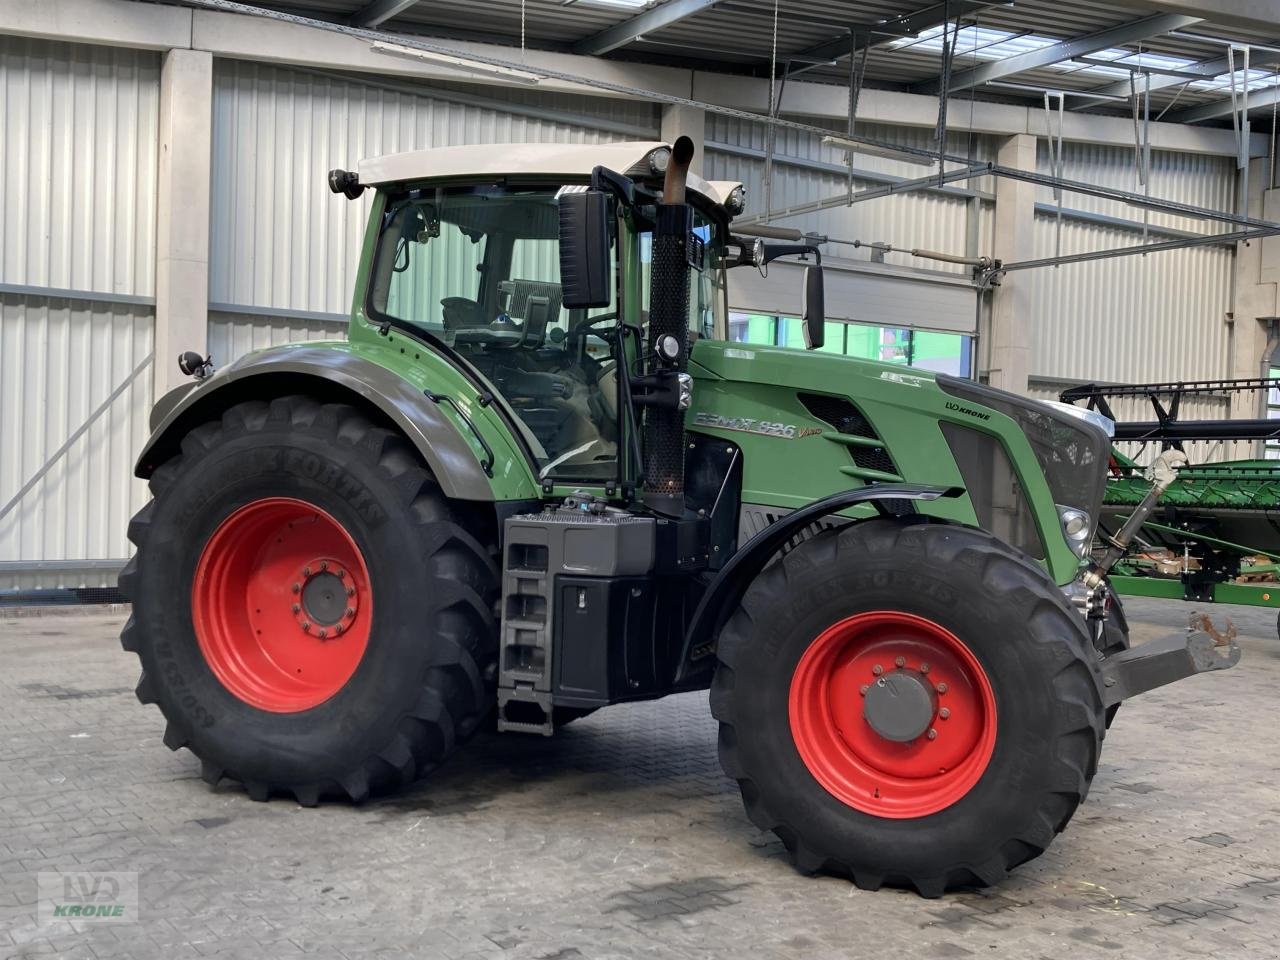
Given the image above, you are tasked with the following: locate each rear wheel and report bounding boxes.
[119,396,498,805]
[711,518,1105,897]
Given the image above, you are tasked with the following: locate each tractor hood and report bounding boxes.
[689,338,939,394]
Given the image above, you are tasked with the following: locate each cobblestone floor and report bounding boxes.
[1,598,1277,959]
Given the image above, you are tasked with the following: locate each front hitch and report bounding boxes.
[1099,627,1241,708]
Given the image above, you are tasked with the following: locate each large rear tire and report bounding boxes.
[118,396,498,805]
[710,517,1105,897]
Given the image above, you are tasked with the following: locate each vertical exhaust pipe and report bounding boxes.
[643,136,696,517]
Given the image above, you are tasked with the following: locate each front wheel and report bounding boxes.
[710,518,1105,897]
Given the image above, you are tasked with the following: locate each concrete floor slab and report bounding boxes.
[0,598,1277,959]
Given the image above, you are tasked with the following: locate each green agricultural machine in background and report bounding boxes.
[120,138,1239,897]
[1062,378,1280,639]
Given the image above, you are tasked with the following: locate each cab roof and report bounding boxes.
[357,141,742,210]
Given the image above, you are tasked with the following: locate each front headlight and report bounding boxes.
[1058,505,1092,558]
[725,184,746,215]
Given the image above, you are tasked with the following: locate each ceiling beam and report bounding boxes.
[1069,49,1280,111]
[572,0,724,57]
[352,0,421,29]
[789,1,992,67]
[1170,83,1280,123]
[913,12,1204,96]
[1107,0,1280,35]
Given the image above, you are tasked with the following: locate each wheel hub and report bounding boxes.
[191,498,373,713]
[788,611,997,819]
[293,560,359,636]
[863,670,938,743]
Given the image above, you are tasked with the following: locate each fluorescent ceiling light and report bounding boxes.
[370,41,541,84]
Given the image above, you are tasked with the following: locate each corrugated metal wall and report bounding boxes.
[1027,217,1234,383]
[209,60,659,323]
[1024,141,1238,460]
[705,116,993,282]
[1035,140,1236,235]
[206,311,347,369]
[0,37,159,296]
[0,37,159,589]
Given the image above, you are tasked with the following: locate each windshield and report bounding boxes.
[368,184,620,481]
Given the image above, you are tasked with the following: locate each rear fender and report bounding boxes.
[136,345,501,501]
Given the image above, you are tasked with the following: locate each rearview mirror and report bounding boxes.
[559,190,611,308]
[802,265,825,350]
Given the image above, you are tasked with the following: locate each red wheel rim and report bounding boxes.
[788,611,996,819]
[191,497,372,713]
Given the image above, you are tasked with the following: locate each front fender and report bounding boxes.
[676,483,964,684]
[136,343,504,502]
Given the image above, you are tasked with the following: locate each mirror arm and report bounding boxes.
[761,242,822,265]
[589,166,658,229]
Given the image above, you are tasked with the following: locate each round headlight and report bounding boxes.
[725,184,746,215]
[649,147,671,175]
[1058,505,1092,558]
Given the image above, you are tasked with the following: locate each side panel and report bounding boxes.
[136,342,541,502]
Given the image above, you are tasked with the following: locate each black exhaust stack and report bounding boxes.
[642,136,696,517]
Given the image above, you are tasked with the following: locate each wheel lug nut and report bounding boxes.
[303,566,312,577]
[301,621,311,632]
[937,682,948,694]
[346,607,355,618]
[346,587,355,597]
[860,684,869,696]
[291,603,301,613]
[292,583,301,594]
[334,623,344,634]
[320,561,328,571]
[872,664,883,676]
[337,569,345,579]
[894,656,906,668]
[920,663,930,674]
[939,707,951,719]
[317,628,327,639]
[927,728,938,740]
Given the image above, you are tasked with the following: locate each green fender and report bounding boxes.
[135,342,538,502]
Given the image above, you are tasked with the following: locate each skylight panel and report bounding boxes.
[1190,69,1280,92]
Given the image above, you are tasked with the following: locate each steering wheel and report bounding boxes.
[566,312,618,342]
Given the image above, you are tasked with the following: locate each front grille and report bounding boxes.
[941,423,1045,559]
[938,376,1108,521]
[798,392,898,477]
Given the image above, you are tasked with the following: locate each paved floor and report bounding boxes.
[0,597,1278,959]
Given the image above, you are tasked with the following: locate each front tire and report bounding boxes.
[118,396,498,805]
[710,518,1105,897]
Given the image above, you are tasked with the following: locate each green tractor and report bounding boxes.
[120,137,1238,896]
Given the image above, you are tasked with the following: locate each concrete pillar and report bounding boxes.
[1228,157,1280,457]
[984,134,1037,395]
[660,103,705,175]
[154,49,213,395]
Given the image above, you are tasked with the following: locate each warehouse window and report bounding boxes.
[728,312,973,377]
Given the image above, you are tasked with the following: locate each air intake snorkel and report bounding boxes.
[639,135,697,517]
